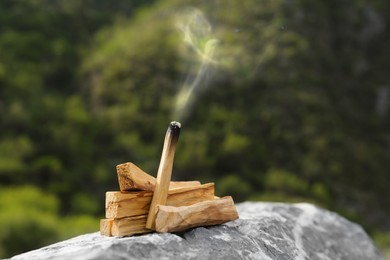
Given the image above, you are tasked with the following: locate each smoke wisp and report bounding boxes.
[173,7,219,121]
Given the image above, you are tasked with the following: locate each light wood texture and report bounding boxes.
[112,215,150,237]
[169,181,201,189]
[116,162,155,191]
[155,196,239,233]
[146,125,179,229]
[105,183,215,219]
[116,162,200,191]
[100,216,151,237]
[101,193,237,237]
[100,219,112,236]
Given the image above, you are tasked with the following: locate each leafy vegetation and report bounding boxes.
[0,186,98,257]
[0,0,390,258]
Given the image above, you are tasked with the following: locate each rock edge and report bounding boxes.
[11,202,384,260]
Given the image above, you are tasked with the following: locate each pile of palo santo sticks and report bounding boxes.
[100,122,239,237]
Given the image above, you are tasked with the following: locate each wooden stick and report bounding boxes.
[105,183,215,219]
[169,181,201,189]
[146,121,181,230]
[116,162,155,191]
[100,216,151,237]
[155,196,239,233]
[101,195,237,237]
[116,162,200,191]
[100,219,112,236]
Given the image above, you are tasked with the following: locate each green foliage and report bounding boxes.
[0,186,59,258]
[58,215,99,241]
[80,0,390,233]
[264,169,308,196]
[373,232,390,259]
[0,212,59,258]
[1,0,390,257]
[0,136,34,179]
[217,175,252,201]
[0,186,99,258]
[70,193,100,215]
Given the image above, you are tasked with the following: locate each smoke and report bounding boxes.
[173,7,219,121]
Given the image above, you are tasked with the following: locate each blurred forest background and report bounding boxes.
[1,0,390,258]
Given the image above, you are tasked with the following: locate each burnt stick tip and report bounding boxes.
[169,121,181,137]
[145,121,181,229]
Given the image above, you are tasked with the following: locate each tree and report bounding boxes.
[83,0,390,230]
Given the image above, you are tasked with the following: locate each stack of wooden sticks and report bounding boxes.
[100,122,239,237]
[100,162,239,236]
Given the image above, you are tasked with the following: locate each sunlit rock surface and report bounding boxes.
[11,202,383,260]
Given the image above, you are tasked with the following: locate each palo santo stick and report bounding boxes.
[105,183,215,219]
[116,162,155,191]
[116,162,200,191]
[169,181,201,189]
[146,121,181,229]
[155,196,239,233]
[100,219,112,236]
[100,216,151,237]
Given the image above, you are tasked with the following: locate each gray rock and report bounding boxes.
[11,202,384,260]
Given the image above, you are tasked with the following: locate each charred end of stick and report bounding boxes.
[168,121,181,144]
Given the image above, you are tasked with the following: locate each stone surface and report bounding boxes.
[11,202,384,260]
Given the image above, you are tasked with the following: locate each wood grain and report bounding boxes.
[100,219,112,236]
[100,216,151,237]
[116,162,199,191]
[146,124,179,229]
[105,183,215,219]
[155,196,239,233]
